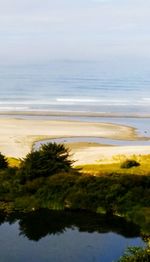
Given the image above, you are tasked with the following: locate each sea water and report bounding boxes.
[0,61,150,115]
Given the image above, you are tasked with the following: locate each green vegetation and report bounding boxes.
[0,152,8,169]
[7,157,20,168]
[117,235,150,261]
[117,246,150,262]
[0,143,149,236]
[78,155,150,176]
[121,159,140,169]
[19,143,73,182]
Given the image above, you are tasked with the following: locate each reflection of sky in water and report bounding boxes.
[0,222,144,262]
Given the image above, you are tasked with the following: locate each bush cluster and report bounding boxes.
[117,246,150,262]
[0,143,149,235]
[121,159,140,169]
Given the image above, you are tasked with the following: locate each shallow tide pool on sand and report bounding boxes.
[34,136,150,151]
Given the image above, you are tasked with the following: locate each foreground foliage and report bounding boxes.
[0,144,149,236]
[19,143,73,181]
[0,153,8,169]
[117,246,150,262]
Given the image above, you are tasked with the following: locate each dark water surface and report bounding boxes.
[0,210,145,262]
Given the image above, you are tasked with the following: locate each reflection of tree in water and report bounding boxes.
[0,212,6,225]
[0,209,141,241]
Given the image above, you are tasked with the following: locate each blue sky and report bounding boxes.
[0,0,149,63]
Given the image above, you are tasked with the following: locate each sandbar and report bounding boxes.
[0,117,150,164]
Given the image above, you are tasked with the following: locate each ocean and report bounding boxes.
[0,61,150,115]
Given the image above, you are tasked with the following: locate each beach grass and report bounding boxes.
[7,154,150,175]
[77,154,150,176]
[7,157,21,167]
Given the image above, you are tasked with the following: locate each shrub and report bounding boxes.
[121,159,140,169]
[0,152,8,169]
[117,246,150,262]
[19,143,73,181]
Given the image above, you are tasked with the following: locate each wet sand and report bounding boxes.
[0,110,150,118]
[0,116,149,164]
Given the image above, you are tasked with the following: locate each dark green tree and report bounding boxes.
[19,143,73,181]
[0,152,8,169]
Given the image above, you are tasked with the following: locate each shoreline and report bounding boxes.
[0,111,150,139]
[0,110,150,118]
[0,116,149,164]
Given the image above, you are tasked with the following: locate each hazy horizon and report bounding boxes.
[0,0,150,64]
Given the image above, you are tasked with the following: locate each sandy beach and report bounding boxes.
[0,116,150,164]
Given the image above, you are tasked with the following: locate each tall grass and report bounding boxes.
[77,154,150,176]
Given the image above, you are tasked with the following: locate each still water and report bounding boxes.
[0,210,144,262]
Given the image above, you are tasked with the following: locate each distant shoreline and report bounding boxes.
[0,110,150,118]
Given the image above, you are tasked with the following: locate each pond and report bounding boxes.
[0,209,145,262]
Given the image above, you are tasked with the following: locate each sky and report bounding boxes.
[0,0,150,64]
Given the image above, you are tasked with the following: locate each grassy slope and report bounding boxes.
[77,154,150,176]
[7,157,20,167]
[8,154,150,176]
